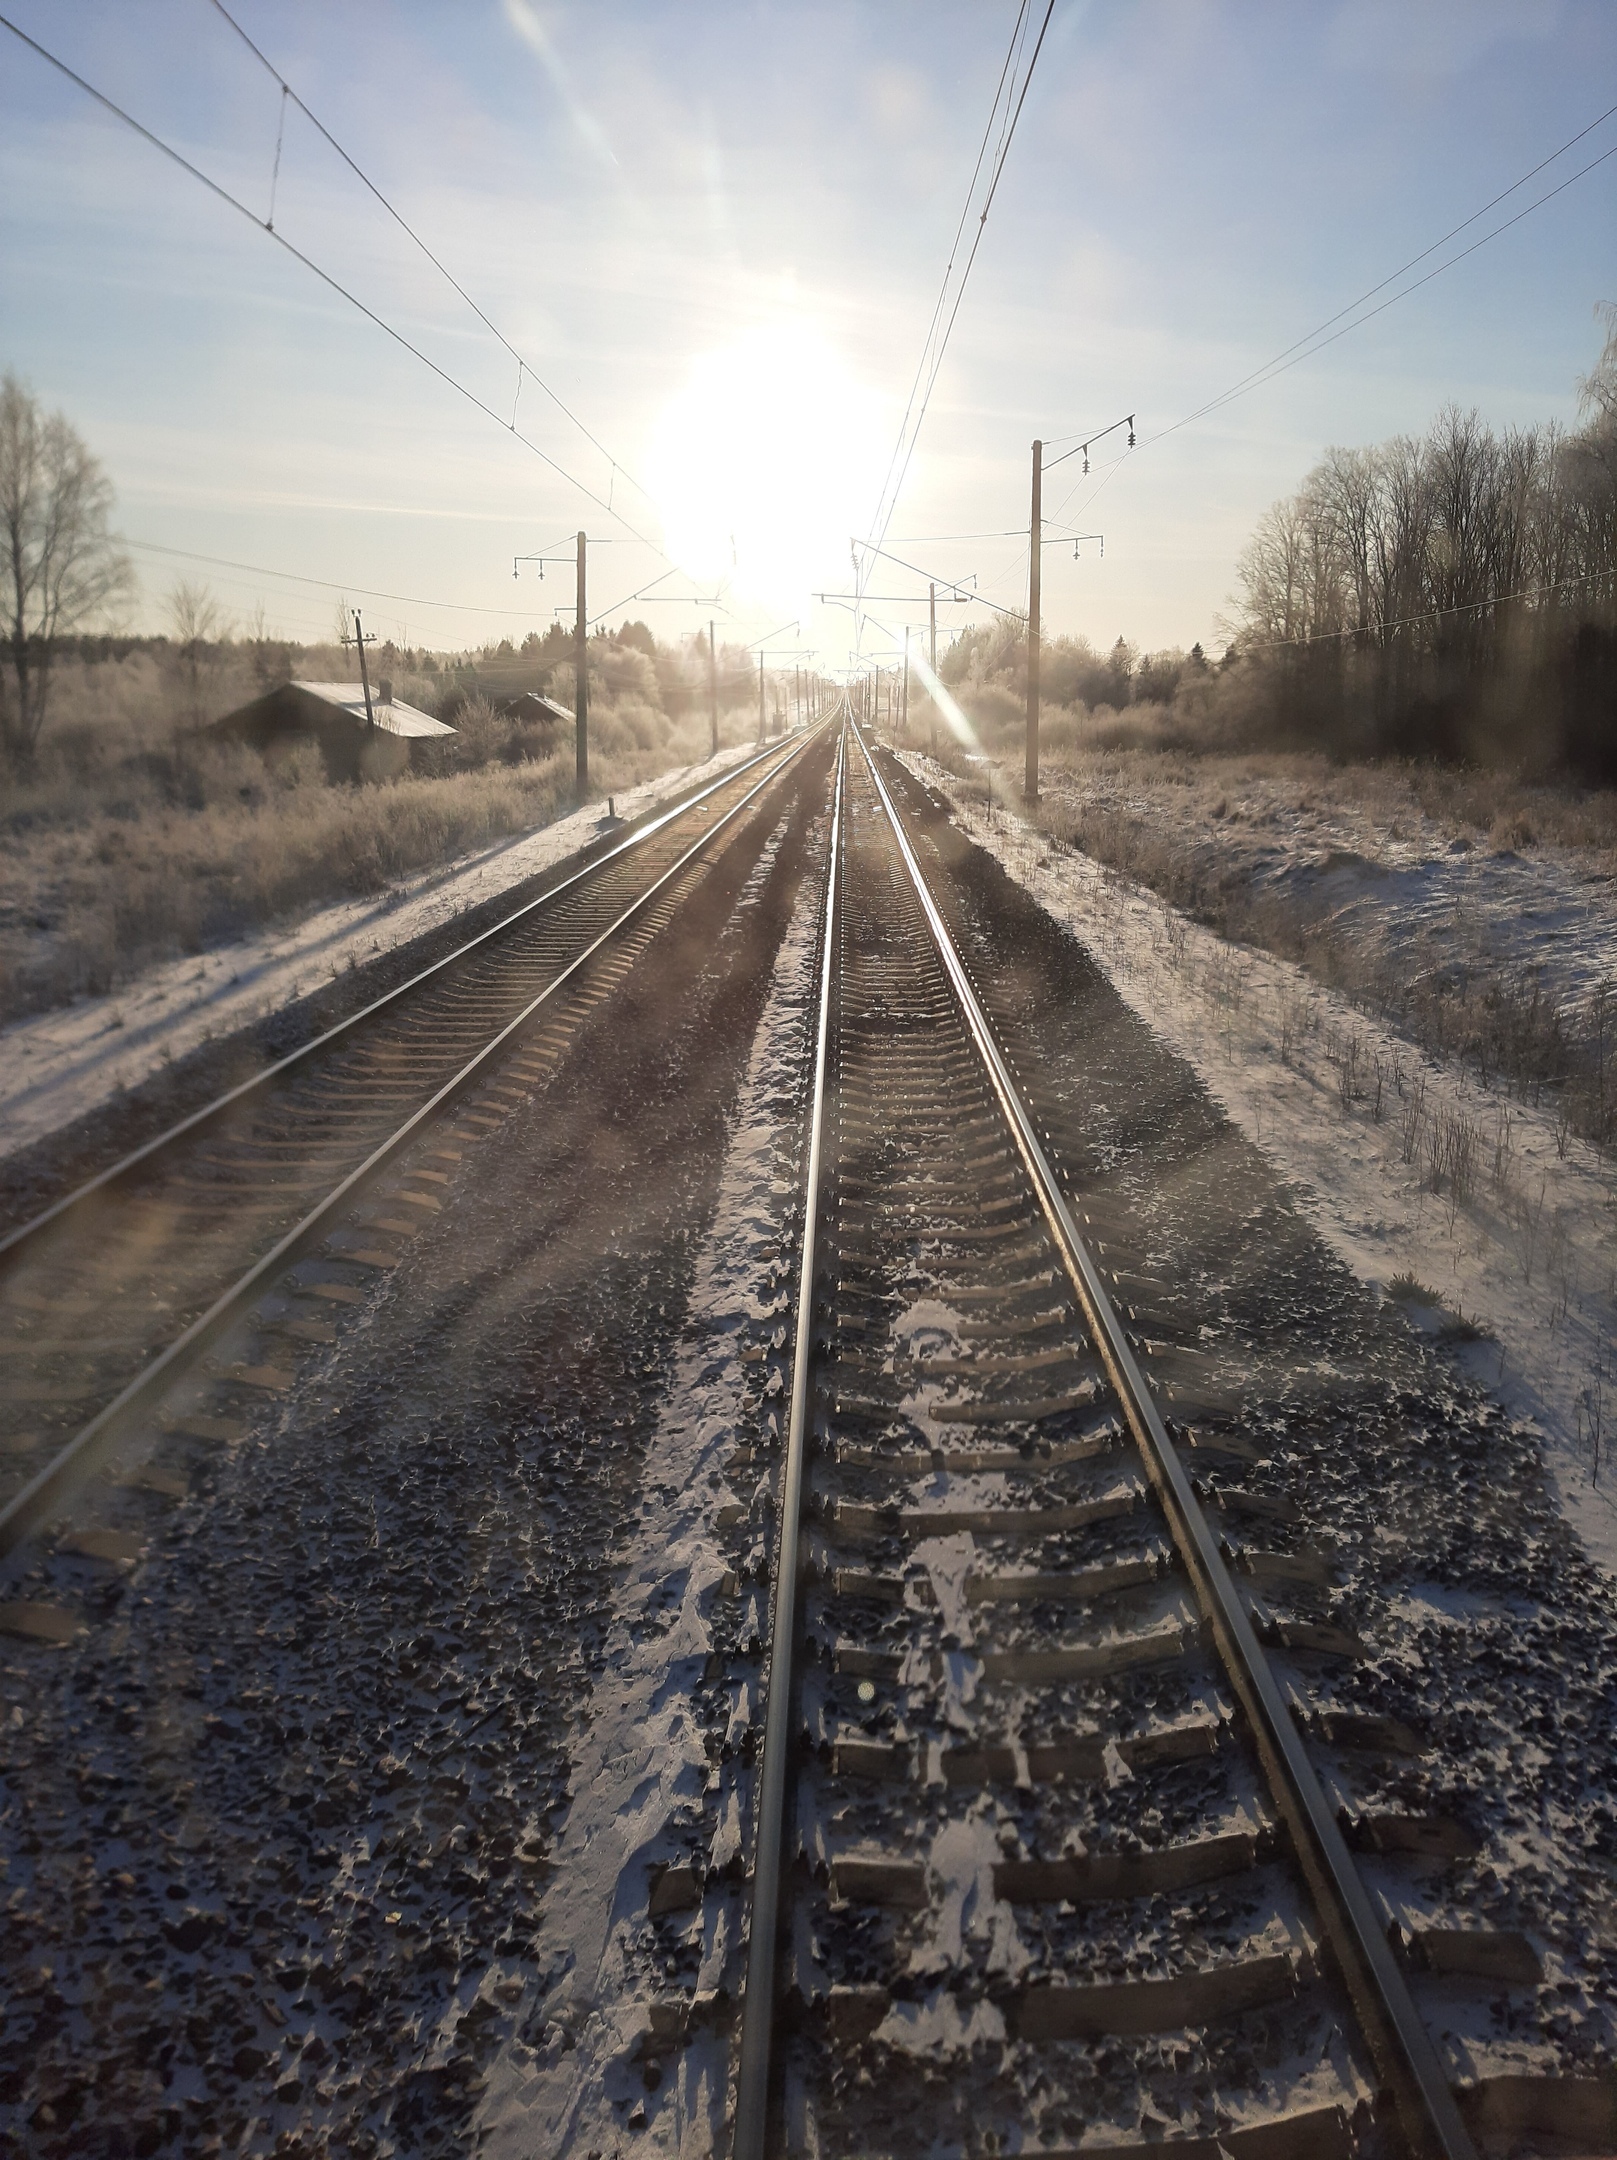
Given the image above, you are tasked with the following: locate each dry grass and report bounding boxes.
[1030,739,1617,855]
[0,652,741,1023]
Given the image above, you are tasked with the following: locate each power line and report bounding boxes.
[1234,568,1610,655]
[1004,99,1617,594]
[127,537,568,619]
[1160,103,1617,450]
[1154,139,1617,451]
[865,0,1029,555]
[204,0,659,518]
[864,0,1058,569]
[130,536,715,639]
[887,526,1091,542]
[0,12,669,555]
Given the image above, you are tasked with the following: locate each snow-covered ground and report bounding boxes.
[901,752,1617,1582]
[474,830,822,2158]
[1024,748,1617,1024]
[0,744,757,1167]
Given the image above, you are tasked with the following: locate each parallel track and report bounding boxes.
[0,732,818,1558]
[732,721,1481,2160]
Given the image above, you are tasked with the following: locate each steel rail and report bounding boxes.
[854,727,1477,2160]
[0,734,808,1271]
[0,732,820,1560]
[731,719,847,2160]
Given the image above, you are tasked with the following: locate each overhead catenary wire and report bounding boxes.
[1151,140,1617,453]
[127,537,585,621]
[863,2,1032,562]
[863,0,1059,575]
[990,98,1617,613]
[204,0,661,519]
[1040,101,1617,545]
[1231,567,1612,656]
[0,12,673,559]
[1155,104,1617,452]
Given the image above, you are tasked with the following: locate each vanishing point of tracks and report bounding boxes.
[0,734,811,1582]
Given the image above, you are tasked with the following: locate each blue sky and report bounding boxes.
[2,0,1613,664]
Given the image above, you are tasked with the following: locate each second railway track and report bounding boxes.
[0,731,820,1561]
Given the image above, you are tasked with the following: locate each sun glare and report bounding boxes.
[647,321,887,620]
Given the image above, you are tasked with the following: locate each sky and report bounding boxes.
[2,0,1614,673]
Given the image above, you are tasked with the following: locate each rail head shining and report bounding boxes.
[853,727,1476,2160]
[0,734,820,1561]
[731,725,846,2160]
[0,732,816,1272]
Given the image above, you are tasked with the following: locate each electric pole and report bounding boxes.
[902,626,910,744]
[340,608,379,727]
[708,620,718,757]
[575,530,589,793]
[1026,440,1041,802]
[757,652,765,746]
[929,582,937,758]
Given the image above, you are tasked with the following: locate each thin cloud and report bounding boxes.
[501,0,620,171]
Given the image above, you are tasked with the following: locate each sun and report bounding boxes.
[646,319,888,620]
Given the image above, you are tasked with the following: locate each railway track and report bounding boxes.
[719,721,1605,2160]
[0,731,819,1581]
[2,707,1608,2158]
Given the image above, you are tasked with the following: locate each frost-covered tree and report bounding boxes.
[0,375,132,763]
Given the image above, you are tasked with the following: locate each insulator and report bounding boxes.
[1128,417,1136,447]
[1082,445,1089,475]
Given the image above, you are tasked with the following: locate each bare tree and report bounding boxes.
[0,374,132,764]
[165,579,231,728]
[1224,330,1617,764]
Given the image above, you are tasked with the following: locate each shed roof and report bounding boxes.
[509,691,574,726]
[292,681,456,740]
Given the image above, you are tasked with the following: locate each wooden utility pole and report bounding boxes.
[929,582,937,757]
[708,620,718,756]
[575,530,589,793]
[343,608,378,727]
[1026,440,1042,801]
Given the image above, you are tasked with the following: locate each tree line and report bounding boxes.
[1227,309,1617,775]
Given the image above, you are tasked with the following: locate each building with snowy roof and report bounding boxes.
[213,679,457,783]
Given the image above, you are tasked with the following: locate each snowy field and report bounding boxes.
[1020,746,1617,1026]
[0,744,757,1167]
[900,751,1617,1582]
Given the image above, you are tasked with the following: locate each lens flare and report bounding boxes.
[905,639,980,752]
